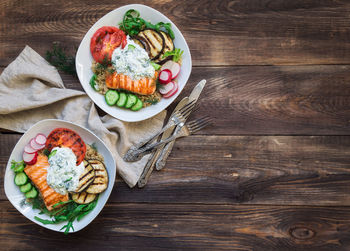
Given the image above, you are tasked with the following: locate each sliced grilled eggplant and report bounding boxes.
[72,191,97,204]
[132,35,150,54]
[138,29,164,60]
[75,160,95,193]
[86,159,108,194]
[155,31,175,64]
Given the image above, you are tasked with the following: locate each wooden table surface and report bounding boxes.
[1,0,350,250]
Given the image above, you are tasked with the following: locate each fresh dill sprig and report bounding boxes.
[89,142,98,151]
[145,98,159,105]
[156,79,162,90]
[46,42,77,76]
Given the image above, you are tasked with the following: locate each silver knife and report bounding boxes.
[137,97,189,188]
[155,79,206,170]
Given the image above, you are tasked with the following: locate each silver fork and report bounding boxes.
[123,116,212,162]
[124,100,196,154]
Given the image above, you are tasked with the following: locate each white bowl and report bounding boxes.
[76,4,192,122]
[4,119,116,233]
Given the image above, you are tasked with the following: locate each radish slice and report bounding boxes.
[159,81,175,95]
[160,61,181,79]
[35,133,47,145]
[163,82,179,98]
[23,151,38,165]
[30,138,45,150]
[24,143,36,154]
[158,69,172,84]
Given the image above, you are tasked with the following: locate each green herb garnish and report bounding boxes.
[162,48,184,62]
[64,177,72,183]
[89,142,98,151]
[128,44,136,50]
[107,68,116,74]
[43,149,50,157]
[156,79,162,90]
[150,61,161,70]
[11,160,25,173]
[48,150,57,159]
[145,99,159,105]
[95,56,112,72]
[120,9,175,39]
[33,196,99,234]
[46,42,76,76]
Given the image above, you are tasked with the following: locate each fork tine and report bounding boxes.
[178,100,195,115]
[183,104,199,119]
[172,100,196,121]
[182,103,196,118]
[186,116,210,126]
[191,119,212,133]
[187,116,212,133]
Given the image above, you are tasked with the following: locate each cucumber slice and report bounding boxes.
[20,183,32,193]
[117,92,127,107]
[25,187,38,199]
[125,94,137,109]
[105,90,119,106]
[14,172,28,186]
[131,98,143,111]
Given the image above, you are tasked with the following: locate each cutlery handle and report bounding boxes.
[137,150,160,188]
[155,140,174,170]
[156,121,184,170]
[124,131,184,162]
[155,130,178,170]
[130,120,176,150]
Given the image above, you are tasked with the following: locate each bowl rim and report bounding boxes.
[75,3,192,122]
[3,119,116,233]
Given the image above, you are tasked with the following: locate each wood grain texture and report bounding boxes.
[3,63,349,135]
[1,201,350,251]
[1,134,350,206]
[1,0,350,66]
[1,0,350,250]
[186,65,350,135]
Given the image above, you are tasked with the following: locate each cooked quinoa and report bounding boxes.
[91,61,161,108]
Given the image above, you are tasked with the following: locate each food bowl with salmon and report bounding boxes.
[76,4,192,122]
[4,119,116,234]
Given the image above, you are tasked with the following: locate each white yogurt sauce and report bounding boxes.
[111,36,155,80]
[46,147,85,195]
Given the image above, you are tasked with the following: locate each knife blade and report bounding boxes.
[155,79,206,170]
[137,97,189,188]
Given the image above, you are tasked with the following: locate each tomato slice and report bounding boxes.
[45,128,86,165]
[90,26,127,63]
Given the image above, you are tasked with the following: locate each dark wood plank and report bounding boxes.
[188,65,350,135]
[1,201,350,250]
[1,134,350,206]
[2,64,350,135]
[1,0,350,66]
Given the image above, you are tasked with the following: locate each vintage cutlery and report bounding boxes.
[137,97,189,188]
[124,116,212,162]
[155,79,206,170]
[124,99,196,162]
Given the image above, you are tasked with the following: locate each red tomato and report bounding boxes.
[90,26,127,63]
[45,128,86,165]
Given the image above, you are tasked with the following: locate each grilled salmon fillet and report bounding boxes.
[24,153,69,211]
[105,71,158,95]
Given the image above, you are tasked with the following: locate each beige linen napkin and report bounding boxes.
[0,46,166,187]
